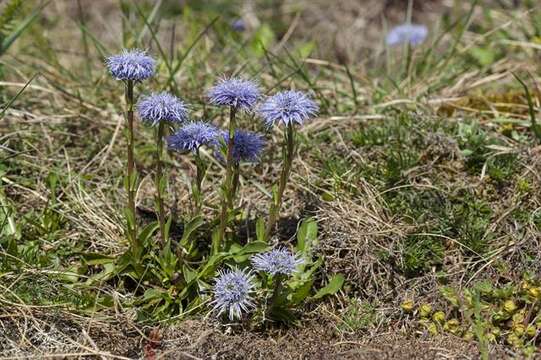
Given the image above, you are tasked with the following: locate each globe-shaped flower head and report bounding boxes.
[231,19,246,32]
[251,248,304,276]
[106,49,156,81]
[259,90,318,127]
[207,77,260,111]
[167,122,219,153]
[137,92,188,126]
[212,268,255,320]
[386,24,428,46]
[219,130,265,163]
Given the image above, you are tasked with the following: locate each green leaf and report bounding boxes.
[296,217,318,254]
[311,274,344,300]
[58,265,83,283]
[239,241,268,254]
[469,46,495,67]
[180,216,204,247]
[164,215,172,242]
[271,184,279,205]
[138,221,159,245]
[289,279,314,305]
[256,217,266,242]
[182,265,197,283]
[80,252,115,266]
[231,241,268,263]
[143,288,166,301]
[250,23,275,57]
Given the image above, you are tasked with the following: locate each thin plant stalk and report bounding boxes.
[193,148,206,214]
[231,163,240,206]
[214,106,237,254]
[125,80,138,255]
[269,274,285,311]
[154,121,167,244]
[266,122,295,239]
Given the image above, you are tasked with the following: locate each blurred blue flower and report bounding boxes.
[219,129,265,163]
[167,121,219,153]
[251,248,304,276]
[106,49,156,81]
[231,19,246,32]
[212,268,255,320]
[386,24,428,46]
[208,77,260,111]
[259,90,319,127]
[137,92,188,126]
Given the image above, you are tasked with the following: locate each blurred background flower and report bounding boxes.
[385,23,428,46]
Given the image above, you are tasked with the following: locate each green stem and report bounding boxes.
[155,121,166,244]
[214,106,237,254]
[270,274,285,311]
[266,123,295,239]
[231,163,240,208]
[194,148,206,214]
[125,80,138,255]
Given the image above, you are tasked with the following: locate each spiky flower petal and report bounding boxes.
[218,130,265,163]
[386,24,428,46]
[105,49,156,81]
[207,78,260,111]
[167,122,219,153]
[137,92,188,126]
[212,268,255,320]
[259,90,318,127]
[251,248,304,276]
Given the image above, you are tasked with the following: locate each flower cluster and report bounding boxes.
[137,92,188,126]
[212,268,255,320]
[106,50,323,321]
[259,91,319,127]
[213,248,302,320]
[208,77,260,111]
[167,121,219,153]
[251,248,304,276]
[222,130,266,163]
[106,49,156,81]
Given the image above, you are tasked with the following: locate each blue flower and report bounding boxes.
[231,19,246,32]
[212,268,255,320]
[251,248,304,276]
[105,49,156,81]
[207,77,260,111]
[167,122,219,153]
[386,24,428,46]
[137,92,188,126]
[219,130,265,163]
[259,90,318,127]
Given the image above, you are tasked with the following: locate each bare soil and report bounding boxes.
[1,306,498,360]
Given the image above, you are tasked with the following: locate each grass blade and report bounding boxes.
[0,72,39,120]
[1,1,49,54]
[512,72,541,142]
